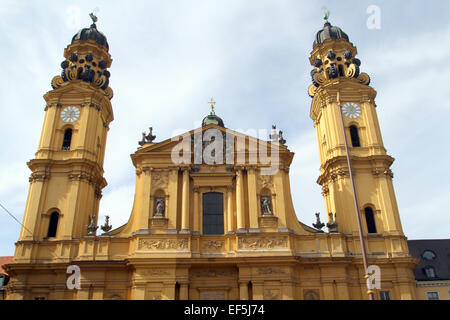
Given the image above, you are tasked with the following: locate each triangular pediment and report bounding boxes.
[131,124,293,168]
[135,124,288,154]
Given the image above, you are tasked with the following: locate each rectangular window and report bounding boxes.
[426,292,439,300]
[380,291,391,300]
[202,192,224,235]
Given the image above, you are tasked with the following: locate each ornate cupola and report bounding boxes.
[308,17,371,98]
[313,21,349,48]
[72,22,109,50]
[202,98,225,127]
[51,13,113,100]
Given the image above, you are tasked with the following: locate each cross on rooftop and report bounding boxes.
[208,97,216,114]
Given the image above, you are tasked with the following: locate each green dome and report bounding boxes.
[202,100,224,127]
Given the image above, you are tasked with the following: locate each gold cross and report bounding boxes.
[208,97,216,113]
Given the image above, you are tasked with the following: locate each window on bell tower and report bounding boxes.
[62,128,72,151]
[46,211,59,238]
[364,207,377,234]
[349,125,361,147]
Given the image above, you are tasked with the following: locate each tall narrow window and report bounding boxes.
[202,192,224,235]
[349,125,361,147]
[62,128,72,150]
[47,211,59,238]
[364,207,377,233]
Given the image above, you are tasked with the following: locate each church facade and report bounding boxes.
[4,17,418,300]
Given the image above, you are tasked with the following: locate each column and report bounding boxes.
[92,287,105,300]
[336,281,350,300]
[247,167,259,231]
[239,281,249,300]
[227,186,234,233]
[281,281,295,300]
[37,103,58,151]
[20,178,46,240]
[180,282,189,300]
[236,169,245,232]
[63,179,81,239]
[193,187,200,233]
[76,285,90,300]
[273,170,287,227]
[322,281,335,299]
[167,168,179,231]
[252,281,264,300]
[181,168,190,233]
[137,167,152,231]
[131,284,146,300]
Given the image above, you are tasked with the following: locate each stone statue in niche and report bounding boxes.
[154,197,165,217]
[261,196,273,215]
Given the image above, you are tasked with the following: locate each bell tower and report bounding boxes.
[19,15,114,241]
[308,19,405,239]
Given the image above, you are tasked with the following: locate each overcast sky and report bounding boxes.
[1,0,449,256]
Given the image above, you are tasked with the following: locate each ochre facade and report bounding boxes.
[4,19,418,300]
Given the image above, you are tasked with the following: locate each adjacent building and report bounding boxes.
[408,239,450,300]
[0,256,13,300]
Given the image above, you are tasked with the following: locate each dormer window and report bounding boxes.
[424,266,436,279]
[422,250,436,261]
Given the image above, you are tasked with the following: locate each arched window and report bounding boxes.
[47,211,59,238]
[349,125,361,147]
[62,128,72,150]
[202,192,224,235]
[364,207,377,233]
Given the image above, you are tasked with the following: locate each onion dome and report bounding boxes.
[51,13,113,98]
[313,21,349,48]
[202,98,224,127]
[72,23,109,50]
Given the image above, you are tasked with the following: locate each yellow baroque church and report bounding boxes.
[4,16,419,300]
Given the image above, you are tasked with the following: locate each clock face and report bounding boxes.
[60,106,80,123]
[342,102,361,119]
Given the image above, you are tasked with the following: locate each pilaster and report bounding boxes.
[236,168,245,232]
